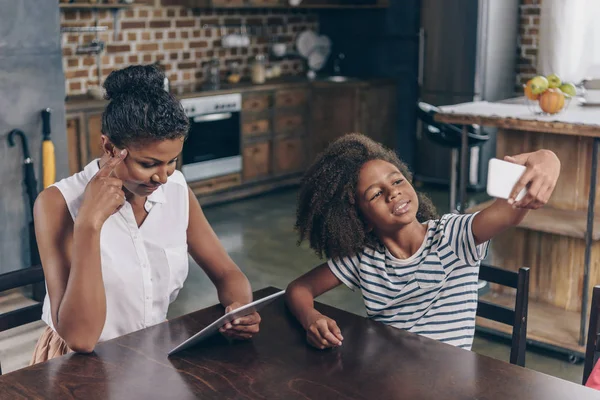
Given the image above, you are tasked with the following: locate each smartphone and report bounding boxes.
[487,158,527,201]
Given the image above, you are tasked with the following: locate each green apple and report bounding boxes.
[559,82,577,97]
[547,73,562,89]
[530,76,549,95]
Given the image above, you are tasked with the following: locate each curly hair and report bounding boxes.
[101,64,189,148]
[296,133,438,260]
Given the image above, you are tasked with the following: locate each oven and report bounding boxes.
[180,93,242,182]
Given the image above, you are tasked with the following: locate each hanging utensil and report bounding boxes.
[7,130,40,267]
[41,108,55,189]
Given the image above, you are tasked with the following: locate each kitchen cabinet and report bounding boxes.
[243,141,271,180]
[309,84,361,161]
[241,86,308,183]
[65,110,104,175]
[309,80,396,164]
[273,137,305,174]
[362,81,397,151]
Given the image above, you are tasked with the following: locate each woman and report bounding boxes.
[31,65,260,363]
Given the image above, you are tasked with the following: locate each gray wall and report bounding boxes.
[0,0,68,273]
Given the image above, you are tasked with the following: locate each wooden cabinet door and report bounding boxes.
[275,89,308,109]
[274,113,304,135]
[87,113,104,162]
[274,137,306,174]
[243,141,271,180]
[363,83,397,151]
[65,115,82,174]
[309,85,361,162]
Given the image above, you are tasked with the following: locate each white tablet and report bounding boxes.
[168,289,285,356]
[487,158,527,201]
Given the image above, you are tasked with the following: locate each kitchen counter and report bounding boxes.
[65,76,394,112]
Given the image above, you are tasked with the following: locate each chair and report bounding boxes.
[416,102,490,213]
[583,285,600,384]
[476,264,530,367]
[0,265,45,375]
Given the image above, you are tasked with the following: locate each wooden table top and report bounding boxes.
[1,287,598,400]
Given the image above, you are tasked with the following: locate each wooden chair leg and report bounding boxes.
[583,286,600,384]
[510,268,529,367]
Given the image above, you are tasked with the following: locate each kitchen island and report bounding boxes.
[436,97,600,359]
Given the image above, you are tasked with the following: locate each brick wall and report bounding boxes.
[515,0,541,91]
[61,0,318,96]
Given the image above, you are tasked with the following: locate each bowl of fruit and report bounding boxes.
[524,74,577,115]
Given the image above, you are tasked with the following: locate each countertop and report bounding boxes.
[434,95,600,138]
[65,75,395,113]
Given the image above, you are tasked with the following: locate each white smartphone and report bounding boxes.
[486,158,527,201]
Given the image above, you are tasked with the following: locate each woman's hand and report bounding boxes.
[219,302,261,340]
[506,149,561,209]
[77,150,127,229]
[305,309,343,350]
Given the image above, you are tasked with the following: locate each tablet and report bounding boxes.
[487,158,527,202]
[168,290,285,356]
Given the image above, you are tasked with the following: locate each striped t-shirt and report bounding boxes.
[327,212,489,349]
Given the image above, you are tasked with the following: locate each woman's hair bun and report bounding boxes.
[103,64,165,100]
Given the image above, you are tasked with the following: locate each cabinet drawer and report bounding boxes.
[243,141,271,180]
[242,94,270,112]
[274,114,304,133]
[87,113,104,161]
[242,119,270,136]
[190,173,241,196]
[275,89,308,109]
[274,137,306,174]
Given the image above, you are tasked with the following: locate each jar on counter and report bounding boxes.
[227,62,242,84]
[251,55,266,84]
[204,58,220,90]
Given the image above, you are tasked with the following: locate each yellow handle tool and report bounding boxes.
[41,109,55,188]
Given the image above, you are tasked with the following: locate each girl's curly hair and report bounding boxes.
[295,133,438,260]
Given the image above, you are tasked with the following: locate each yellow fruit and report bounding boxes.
[559,82,576,97]
[539,88,565,114]
[547,73,562,89]
[530,76,549,94]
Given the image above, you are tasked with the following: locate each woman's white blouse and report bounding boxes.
[41,159,190,342]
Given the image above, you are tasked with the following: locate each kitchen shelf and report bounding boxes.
[476,291,585,358]
[59,3,132,10]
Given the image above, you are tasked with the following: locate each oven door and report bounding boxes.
[181,111,241,182]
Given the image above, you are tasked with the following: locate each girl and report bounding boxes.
[286,133,560,350]
[31,65,260,362]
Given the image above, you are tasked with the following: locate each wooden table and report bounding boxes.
[436,101,600,359]
[0,287,597,399]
